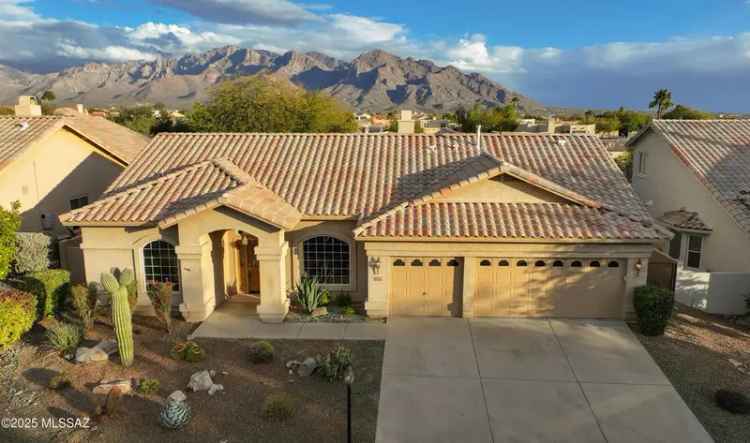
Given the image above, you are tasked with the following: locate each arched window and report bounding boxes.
[447,259,460,267]
[553,260,564,267]
[571,260,582,268]
[393,259,405,267]
[480,259,492,267]
[302,236,350,285]
[498,260,510,267]
[143,240,180,290]
[590,261,601,267]
[429,259,442,267]
[411,259,423,267]
[516,260,528,267]
[534,260,546,267]
[607,261,620,268]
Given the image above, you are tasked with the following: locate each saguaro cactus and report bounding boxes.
[101,270,134,367]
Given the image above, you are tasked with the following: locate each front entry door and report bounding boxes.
[237,235,260,294]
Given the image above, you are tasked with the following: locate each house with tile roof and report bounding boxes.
[60,131,664,323]
[0,97,149,238]
[630,120,750,314]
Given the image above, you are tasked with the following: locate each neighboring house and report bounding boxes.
[60,133,664,323]
[630,120,750,314]
[0,97,149,238]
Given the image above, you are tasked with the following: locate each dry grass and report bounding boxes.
[632,303,750,443]
[0,314,384,443]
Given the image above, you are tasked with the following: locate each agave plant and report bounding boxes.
[295,276,328,315]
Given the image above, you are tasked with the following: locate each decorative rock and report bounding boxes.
[312,307,328,317]
[187,370,214,392]
[208,384,224,396]
[209,370,216,377]
[168,390,187,402]
[298,357,318,377]
[76,347,109,363]
[93,379,132,395]
[94,339,118,356]
[286,360,301,369]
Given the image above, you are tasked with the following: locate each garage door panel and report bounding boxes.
[390,257,461,317]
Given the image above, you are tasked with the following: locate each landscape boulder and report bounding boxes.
[298,357,318,377]
[93,379,132,395]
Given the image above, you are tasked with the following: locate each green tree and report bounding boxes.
[662,104,714,120]
[594,116,620,133]
[188,76,357,133]
[111,104,187,135]
[0,201,21,279]
[649,89,673,118]
[0,107,13,116]
[615,107,651,135]
[455,104,519,132]
[39,90,56,102]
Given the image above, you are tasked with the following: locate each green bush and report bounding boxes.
[170,340,205,362]
[248,341,274,364]
[46,320,82,353]
[0,285,37,350]
[14,232,50,274]
[633,285,675,336]
[341,306,356,316]
[70,283,98,330]
[334,293,353,308]
[318,345,353,382]
[16,269,70,318]
[261,393,295,421]
[0,201,21,280]
[295,276,328,315]
[136,378,160,395]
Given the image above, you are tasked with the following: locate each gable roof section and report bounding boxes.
[61,158,301,230]
[0,115,149,170]
[658,209,711,233]
[638,120,750,234]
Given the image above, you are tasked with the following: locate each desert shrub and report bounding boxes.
[48,372,71,390]
[147,281,173,332]
[70,283,98,330]
[0,201,21,280]
[14,232,50,274]
[334,293,353,308]
[137,378,160,395]
[46,320,82,353]
[716,389,750,415]
[341,306,356,316]
[633,285,675,336]
[295,276,328,314]
[261,393,295,421]
[16,269,70,318]
[248,340,274,364]
[170,340,205,362]
[0,285,37,350]
[318,345,353,382]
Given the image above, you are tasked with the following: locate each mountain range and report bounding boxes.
[0,46,542,113]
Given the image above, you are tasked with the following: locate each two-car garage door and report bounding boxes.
[389,257,625,318]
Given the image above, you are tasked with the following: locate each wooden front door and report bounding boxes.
[237,235,260,294]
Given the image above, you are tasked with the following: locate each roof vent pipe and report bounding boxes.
[476,124,482,151]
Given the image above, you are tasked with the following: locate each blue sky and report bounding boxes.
[3,0,750,111]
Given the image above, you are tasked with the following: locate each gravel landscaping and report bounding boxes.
[632,303,750,443]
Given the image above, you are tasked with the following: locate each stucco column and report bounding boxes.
[255,242,290,323]
[623,256,649,319]
[462,256,477,318]
[365,255,390,318]
[176,237,216,322]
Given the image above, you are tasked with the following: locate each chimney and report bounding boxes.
[397,109,415,134]
[14,96,42,117]
[76,104,86,114]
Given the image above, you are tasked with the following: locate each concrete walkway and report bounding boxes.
[376,318,713,443]
[189,301,386,340]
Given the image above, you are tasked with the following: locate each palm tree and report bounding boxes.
[649,89,673,119]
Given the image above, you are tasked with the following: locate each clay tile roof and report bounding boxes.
[658,209,712,232]
[355,202,662,240]
[0,115,149,169]
[645,120,750,233]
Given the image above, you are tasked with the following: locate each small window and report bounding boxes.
[480,259,491,267]
[687,235,703,268]
[70,195,89,210]
[534,260,546,267]
[447,259,460,267]
[303,236,350,285]
[498,260,510,267]
[143,240,180,291]
[393,259,405,267]
[516,260,528,267]
[553,260,564,267]
[590,261,601,267]
[571,261,582,268]
[669,232,682,260]
[607,261,620,268]
[638,152,648,175]
[429,259,441,267]
[411,259,423,267]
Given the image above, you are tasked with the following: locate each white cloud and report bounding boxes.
[0,0,38,21]
[56,42,157,62]
[125,22,240,52]
[443,34,524,73]
[329,14,404,44]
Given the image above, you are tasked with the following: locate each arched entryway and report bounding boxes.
[205,229,261,309]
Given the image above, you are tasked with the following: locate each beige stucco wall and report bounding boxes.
[432,176,569,203]
[0,128,125,237]
[631,131,750,272]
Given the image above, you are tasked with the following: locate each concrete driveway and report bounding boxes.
[376,318,713,443]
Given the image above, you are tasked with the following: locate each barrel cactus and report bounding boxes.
[160,396,192,429]
[101,271,134,367]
